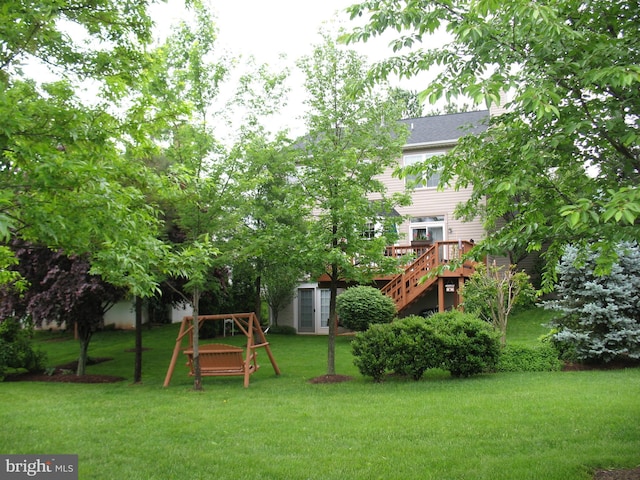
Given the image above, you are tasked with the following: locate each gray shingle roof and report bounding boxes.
[401,110,489,146]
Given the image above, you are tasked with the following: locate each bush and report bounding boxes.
[434,311,501,377]
[495,344,562,372]
[0,318,47,380]
[387,316,443,380]
[351,311,501,381]
[461,262,536,346]
[267,325,297,335]
[351,323,393,382]
[336,286,396,331]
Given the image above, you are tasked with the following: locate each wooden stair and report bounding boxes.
[381,241,476,314]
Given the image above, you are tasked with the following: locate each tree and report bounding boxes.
[296,33,410,375]
[140,4,233,391]
[343,0,640,288]
[262,263,300,327]
[389,87,424,119]
[1,0,159,254]
[0,242,126,375]
[226,72,305,325]
[545,243,640,363]
[0,1,180,383]
[139,2,291,389]
[460,262,536,346]
[234,134,308,325]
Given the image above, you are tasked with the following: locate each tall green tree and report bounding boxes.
[296,33,409,375]
[389,87,424,119]
[234,133,308,324]
[344,0,640,287]
[1,0,170,372]
[223,60,302,324]
[138,3,233,391]
[0,0,158,250]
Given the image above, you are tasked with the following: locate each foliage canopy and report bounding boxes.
[344,0,640,287]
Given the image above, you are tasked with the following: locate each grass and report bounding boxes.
[506,306,557,346]
[1,308,639,479]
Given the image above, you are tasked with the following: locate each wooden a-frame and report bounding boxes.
[163,312,280,388]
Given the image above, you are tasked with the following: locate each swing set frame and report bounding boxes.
[163,312,280,388]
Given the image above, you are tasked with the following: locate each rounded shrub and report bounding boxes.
[433,311,501,377]
[337,286,396,331]
[0,318,47,380]
[388,316,443,380]
[351,311,502,381]
[351,323,394,382]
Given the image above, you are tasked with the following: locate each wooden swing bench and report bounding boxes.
[183,343,258,377]
[163,312,280,388]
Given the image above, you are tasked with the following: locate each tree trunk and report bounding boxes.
[133,296,143,383]
[255,275,262,323]
[76,327,91,376]
[327,264,339,376]
[192,288,203,391]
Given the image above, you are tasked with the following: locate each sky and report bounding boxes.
[150,0,442,135]
[213,1,362,63]
[153,0,377,64]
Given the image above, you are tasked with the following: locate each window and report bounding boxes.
[410,216,445,242]
[362,222,375,239]
[320,289,330,328]
[404,153,443,189]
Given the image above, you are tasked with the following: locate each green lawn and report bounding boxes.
[1,308,639,479]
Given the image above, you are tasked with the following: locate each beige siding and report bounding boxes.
[377,150,485,246]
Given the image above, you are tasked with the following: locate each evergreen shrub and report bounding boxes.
[351,323,393,382]
[496,344,562,372]
[387,315,443,380]
[336,286,396,331]
[351,311,500,381]
[434,311,501,377]
[545,242,640,363]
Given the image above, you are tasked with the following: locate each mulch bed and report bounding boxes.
[4,357,125,384]
[308,374,353,384]
[593,467,640,479]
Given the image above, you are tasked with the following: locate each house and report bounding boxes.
[102,300,189,329]
[275,108,507,334]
